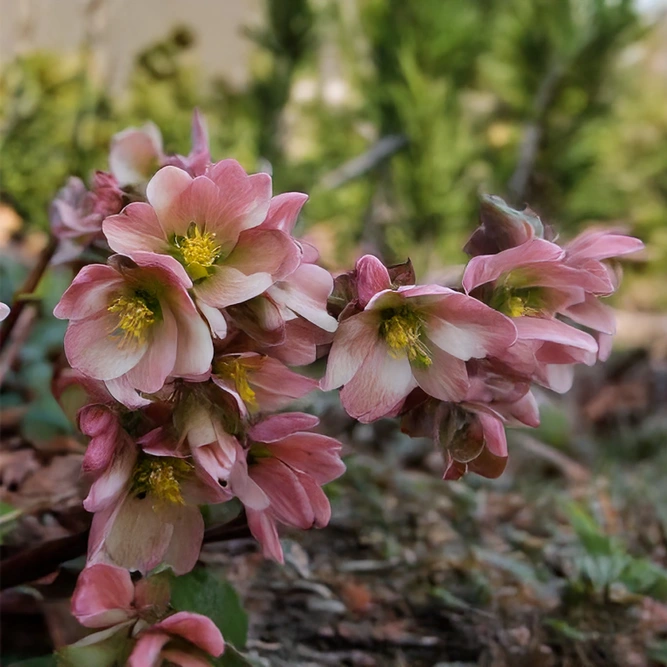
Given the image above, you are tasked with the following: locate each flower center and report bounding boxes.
[108,292,156,346]
[214,358,257,408]
[379,307,432,367]
[131,455,193,505]
[173,223,221,281]
[491,284,544,318]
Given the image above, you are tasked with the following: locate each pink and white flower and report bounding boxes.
[129,611,224,667]
[103,162,300,318]
[228,412,345,563]
[322,255,517,422]
[54,255,213,407]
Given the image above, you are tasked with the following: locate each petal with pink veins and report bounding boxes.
[194,266,274,309]
[225,228,301,281]
[157,612,225,656]
[262,192,308,232]
[103,202,168,256]
[321,311,379,391]
[356,255,392,307]
[71,564,135,628]
[246,509,283,563]
[462,238,564,293]
[128,632,171,667]
[411,343,470,402]
[249,412,320,442]
[64,311,148,381]
[146,166,193,232]
[54,265,124,320]
[340,341,417,423]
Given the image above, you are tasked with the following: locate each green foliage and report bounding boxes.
[170,567,249,651]
[566,503,667,601]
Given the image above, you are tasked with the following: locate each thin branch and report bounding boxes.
[319,134,408,190]
[0,236,58,353]
[0,513,251,591]
[507,64,564,205]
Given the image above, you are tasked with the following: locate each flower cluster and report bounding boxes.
[51,113,345,662]
[323,194,642,480]
[48,115,641,663]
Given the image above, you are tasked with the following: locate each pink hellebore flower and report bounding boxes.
[322,255,517,423]
[103,162,300,326]
[109,110,212,188]
[54,255,212,407]
[84,416,224,575]
[50,172,125,263]
[129,611,224,667]
[229,412,346,563]
[109,122,164,188]
[212,352,318,414]
[71,564,169,629]
[462,238,612,319]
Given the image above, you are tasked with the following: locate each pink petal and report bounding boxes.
[64,311,148,381]
[229,452,270,510]
[422,291,517,360]
[251,458,314,528]
[566,230,644,262]
[226,228,301,281]
[321,310,379,390]
[169,293,214,377]
[262,192,308,232]
[356,255,392,307]
[246,509,283,563]
[514,317,598,354]
[194,266,274,309]
[160,504,205,575]
[268,263,338,332]
[411,343,470,402]
[128,632,170,667]
[104,495,175,574]
[478,413,507,457]
[295,472,331,528]
[462,238,564,292]
[206,160,272,232]
[248,357,318,410]
[83,439,137,513]
[103,203,168,256]
[160,650,213,667]
[340,341,417,423]
[197,301,228,338]
[129,251,193,290]
[562,294,616,335]
[54,264,124,320]
[146,166,194,232]
[249,412,320,442]
[157,612,225,657]
[268,434,345,485]
[105,376,152,409]
[122,305,178,393]
[71,564,135,628]
[110,123,163,187]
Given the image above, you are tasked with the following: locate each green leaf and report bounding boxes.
[170,567,248,650]
[56,625,132,667]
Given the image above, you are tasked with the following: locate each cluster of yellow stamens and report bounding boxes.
[131,455,193,506]
[492,284,544,318]
[108,294,156,346]
[214,358,258,408]
[173,223,221,281]
[379,307,432,367]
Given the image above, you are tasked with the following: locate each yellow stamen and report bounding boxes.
[108,295,155,345]
[131,456,193,506]
[173,223,221,280]
[379,308,432,367]
[214,358,257,408]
